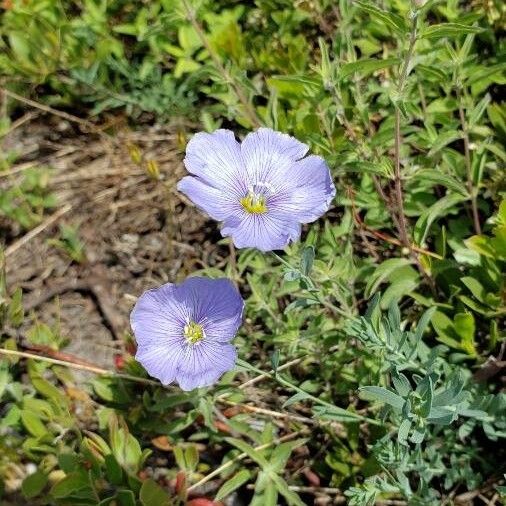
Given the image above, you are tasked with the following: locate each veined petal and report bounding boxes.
[270,155,336,223]
[136,344,185,385]
[174,277,244,341]
[176,342,237,391]
[130,284,186,346]
[184,129,247,194]
[177,176,240,221]
[241,128,309,186]
[222,213,301,251]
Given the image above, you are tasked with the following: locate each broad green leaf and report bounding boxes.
[397,419,411,444]
[50,471,90,499]
[454,312,477,356]
[365,258,413,298]
[460,277,487,304]
[21,410,48,438]
[355,1,407,34]
[414,193,467,245]
[300,246,315,276]
[139,479,171,506]
[340,57,400,79]
[22,471,48,499]
[215,469,251,501]
[359,386,404,409]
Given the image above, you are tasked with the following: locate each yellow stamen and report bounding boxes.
[240,193,268,214]
[184,321,204,344]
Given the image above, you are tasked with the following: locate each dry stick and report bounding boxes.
[181,0,261,129]
[220,398,317,425]
[187,429,308,493]
[0,348,158,385]
[4,203,72,258]
[348,187,442,259]
[1,88,103,134]
[457,86,481,235]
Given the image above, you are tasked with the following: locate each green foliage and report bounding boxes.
[0,167,56,230]
[1,0,505,504]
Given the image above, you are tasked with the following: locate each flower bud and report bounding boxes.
[145,159,160,180]
[413,0,426,7]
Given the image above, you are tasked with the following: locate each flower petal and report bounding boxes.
[130,284,186,346]
[241,128,308,186]
[270,155,336,223]
[177,176,240,221]
[184,129,247,194]
[174,277,244,341]
[176,342,237,391]
[136,344,185,385]
[222,213,301,251]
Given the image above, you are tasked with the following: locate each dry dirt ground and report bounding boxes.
[2,113,231,372]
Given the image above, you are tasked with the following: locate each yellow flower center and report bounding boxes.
[184,321,204,344]
[240,193,268,214]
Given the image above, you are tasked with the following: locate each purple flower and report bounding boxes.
[177,127,335,252]
[130,277,244,391]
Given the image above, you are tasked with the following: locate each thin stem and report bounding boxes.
[237,358,381,426]
[0,348,159,385]
[180,0,261,129]
[187,429,308,492]
[393,15,418,251]
[456,86,481,235]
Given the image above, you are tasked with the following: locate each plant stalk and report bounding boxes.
[456,86,481,235]
[393,15,418,251]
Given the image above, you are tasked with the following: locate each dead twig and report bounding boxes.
[0,347,158,385]
[1,88,109,139]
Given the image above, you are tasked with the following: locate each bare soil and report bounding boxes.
[2,115,230,372]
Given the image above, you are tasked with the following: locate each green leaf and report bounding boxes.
[360,386,404,409]
[105,455,123,486]
[117,490,136,506]
[270,439,308,472]
[365,258,413,298]
[225,438,270,468]
[397,419,411,444]
[413,169,468,196]
[22,471,48,499]
[300,246,315,276]
[355,1,407,34]
[427,131,463,157]
[270,473,305,506]
[50,471,90,499]
[282,391,312,408]
[420,23,483,39]
[460,277,487,304]
[139,479,171,506]
[215,469,251,501]
[340,57,400,79]
[20,410,48,438]
[454,312,477,356]
[414,193,467,245]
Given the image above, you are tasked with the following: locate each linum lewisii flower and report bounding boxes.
[130,277,243,391]
[177,127,336,252]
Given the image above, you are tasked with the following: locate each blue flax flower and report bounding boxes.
[130,277,243,391]
[178,127,335,252]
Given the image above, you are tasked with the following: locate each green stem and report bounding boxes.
[237,358,381,426]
